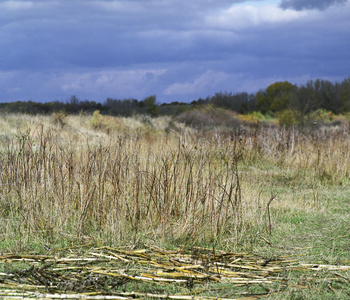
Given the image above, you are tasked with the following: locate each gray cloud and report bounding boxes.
[0,0,349,102]
[280,0,347,10]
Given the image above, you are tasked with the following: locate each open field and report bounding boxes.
[0,112,349,299]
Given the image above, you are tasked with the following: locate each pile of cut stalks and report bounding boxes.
[0,245,349,299]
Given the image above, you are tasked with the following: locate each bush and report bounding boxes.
[175,106,241,129]
[90,110,103,129]
[175,110,216,128]
[276,109,302,127]
[308,109,335,123]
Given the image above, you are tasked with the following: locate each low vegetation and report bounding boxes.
[0,111,349,299]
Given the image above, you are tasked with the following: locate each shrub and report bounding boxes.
[308,109,334,123]
[175,110,216,128]
[175,106,241,129]
[90,110,103,129]
[237,111,274,123]
[276,109,302,127]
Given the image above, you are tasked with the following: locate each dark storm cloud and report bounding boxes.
[0,0,349,102]
[0,0,245,70]
[280,0,347,10]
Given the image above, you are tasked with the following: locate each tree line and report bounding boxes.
[1,77,349,117]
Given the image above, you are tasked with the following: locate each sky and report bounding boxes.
[0,0,349,103]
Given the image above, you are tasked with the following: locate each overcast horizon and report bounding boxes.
[1,0,349,104]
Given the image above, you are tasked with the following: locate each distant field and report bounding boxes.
[0,112,349,299]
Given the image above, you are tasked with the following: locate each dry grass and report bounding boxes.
[0,113,350,254]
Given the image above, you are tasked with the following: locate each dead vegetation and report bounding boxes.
[1,245,349,299]
[0,113,350,298]
[0,113,349,248]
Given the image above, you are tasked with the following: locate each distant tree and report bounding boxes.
[1,76,350,117]
[238,93,256,113]
[144,95,159,117]
[105,97,138,116]
[255,90,270,113]
[70,95,79,105]
[318,80,341,113]
[210,91,254,113]
[159,102,189,116]
[293,84,317,114]
[255,81,297,113]
[267,81,297,112]
[298,79,342,114]
[68,95,80,113]
[135,101,143,109]
[340,78,350,112]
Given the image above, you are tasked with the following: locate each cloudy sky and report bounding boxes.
[0,0,349,103]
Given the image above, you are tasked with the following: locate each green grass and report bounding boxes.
[245,183,350,299]
[272,188,350,261]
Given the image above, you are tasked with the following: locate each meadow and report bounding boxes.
[0,111,349,299]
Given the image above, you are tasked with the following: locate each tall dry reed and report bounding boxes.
[0,114,349,252]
